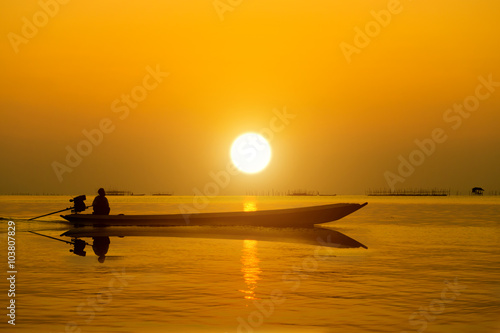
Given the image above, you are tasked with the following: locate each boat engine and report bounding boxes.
[70,195,87,213]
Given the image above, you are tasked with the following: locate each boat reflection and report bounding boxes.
[238,240,261,301]
[28,231,112,262]
[58,224,367,262]
[67,236,110,262]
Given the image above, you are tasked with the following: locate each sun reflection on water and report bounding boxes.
[238,239,261,301]
[243,201,257,212]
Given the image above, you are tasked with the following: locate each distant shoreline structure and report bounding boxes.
[245,189,336,196]
[366,188,450,196]
[106,190,173,196]
[3,190,500,196]
[106,190,133,196]
[288,190,320,196]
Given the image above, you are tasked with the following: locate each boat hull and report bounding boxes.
[61,202,367,228]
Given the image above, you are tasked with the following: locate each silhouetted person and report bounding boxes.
[92,188,110,215]
[92,237,110,263]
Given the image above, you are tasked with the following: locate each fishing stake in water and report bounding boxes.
[29,195,90,220]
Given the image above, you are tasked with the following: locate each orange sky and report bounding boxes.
[1,0,499,195]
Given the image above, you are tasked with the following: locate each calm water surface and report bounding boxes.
[0,195,499,333]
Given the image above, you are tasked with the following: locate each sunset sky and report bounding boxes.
[1,0,499,195]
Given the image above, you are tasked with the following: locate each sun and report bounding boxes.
[230,133,272,174]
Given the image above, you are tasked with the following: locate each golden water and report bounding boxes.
[0,195,499,332]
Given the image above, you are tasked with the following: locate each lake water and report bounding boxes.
[1,195,499,333]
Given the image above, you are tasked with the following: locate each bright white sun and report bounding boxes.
[230,133,272,174]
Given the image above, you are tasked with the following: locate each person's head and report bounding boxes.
[98,188,106,196]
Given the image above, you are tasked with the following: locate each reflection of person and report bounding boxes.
[92,188,110,215]
[92,237,110,263]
